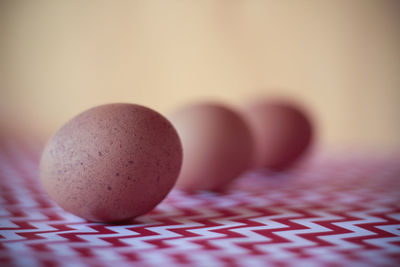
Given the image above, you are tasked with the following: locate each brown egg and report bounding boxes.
[169,102,254,191]
[39,103,182,222]
[242,99,313,170]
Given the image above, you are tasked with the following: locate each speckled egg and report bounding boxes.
[169,102,254,191]
[242,99,313,170]
[39,103,182,222]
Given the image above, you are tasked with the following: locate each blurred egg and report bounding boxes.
[40,103,182,222]
[242,99,313,170]
[169,102,254,191]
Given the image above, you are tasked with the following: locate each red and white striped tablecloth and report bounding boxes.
[1,139,399,266]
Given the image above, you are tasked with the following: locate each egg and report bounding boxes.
[39,103,182,222]
[242,99,313,170]
[169,102,254,191]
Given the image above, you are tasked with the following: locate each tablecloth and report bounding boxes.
[1,139,399,266]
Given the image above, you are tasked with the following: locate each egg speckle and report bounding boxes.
[170,102,254,191]
[40,103,182,222]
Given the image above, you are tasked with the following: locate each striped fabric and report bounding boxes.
[1,139,399,266]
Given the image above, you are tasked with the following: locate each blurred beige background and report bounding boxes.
[1,0,399,149]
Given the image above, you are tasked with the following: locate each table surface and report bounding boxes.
[1,139,399,267]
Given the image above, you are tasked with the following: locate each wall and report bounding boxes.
[1,0,399,149]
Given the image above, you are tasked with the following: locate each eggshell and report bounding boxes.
[169,102,254,191]
[40,103,182,222]
[242,99,313,170]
